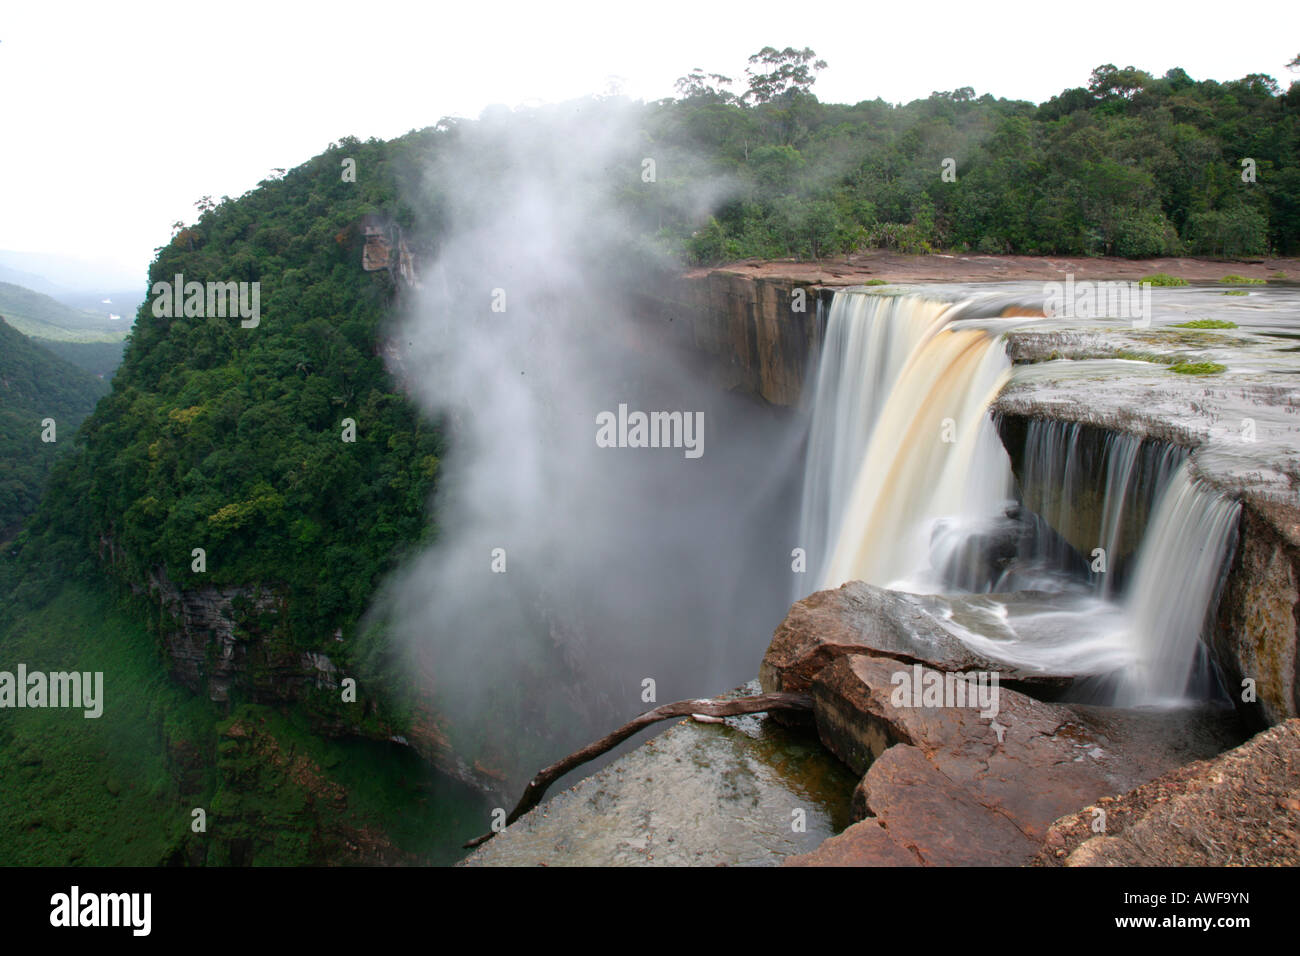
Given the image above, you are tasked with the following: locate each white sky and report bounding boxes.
[2,0,1297,286]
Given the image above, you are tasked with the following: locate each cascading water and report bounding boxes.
[797,288,1243,707]
[1014,420,1187,596]
[799,293,1014,593]
[798,293,952,588]
[1118,463,1241,704]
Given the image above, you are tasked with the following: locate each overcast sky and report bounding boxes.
[2,0,1297,288]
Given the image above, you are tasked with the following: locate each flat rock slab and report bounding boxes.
[785,653,1243,866]
[1035,718,1300,866]
[460,703,856,867]
[760,581,1073,699]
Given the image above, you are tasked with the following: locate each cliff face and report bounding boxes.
[138,563,322,704]
[95,534,501,798]
[1213,504,1300,726]
[632,270,825,406]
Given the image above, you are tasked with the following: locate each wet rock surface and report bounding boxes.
[784,652,1241,866]
[460,685,856,867]
[760,580,1076,698]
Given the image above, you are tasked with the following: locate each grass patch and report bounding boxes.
[1141,273,1188,286]
[1170,361,1226,375]
[1173,319,1238,329]
[1219,275,1266,285]
[1223,290,1249,296]
[862,278,889,286]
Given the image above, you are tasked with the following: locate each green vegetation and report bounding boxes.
[0,319,107,534]
[0,583,208,864]
[1173,319,1238,329]
[1170,361,1227,374]
[1223,289,1249,295]
[0,582,488,865]
[19,135,445,662]
[1219,274,1266,284]
[34,339,126,378]
[862,278,890,286]
[661,60,1300,263]
[1140,273,1189,286]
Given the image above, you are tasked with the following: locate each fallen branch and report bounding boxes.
[462,691,814,849]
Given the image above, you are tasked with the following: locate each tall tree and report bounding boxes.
[744,46,827,104]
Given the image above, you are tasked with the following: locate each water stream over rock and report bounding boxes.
[796,289,1246,706]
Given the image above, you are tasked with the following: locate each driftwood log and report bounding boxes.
[462,691,815,849]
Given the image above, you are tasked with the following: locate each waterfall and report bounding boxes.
[1016,420,1187,597]
[798,294,949,587]
[1119,464,1241,703]
[798,292,1014,592]
[797,289,1243,707]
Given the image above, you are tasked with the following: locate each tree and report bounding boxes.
[674,68,739,104]
[1088,64,1152,101]
[744,46,827,104]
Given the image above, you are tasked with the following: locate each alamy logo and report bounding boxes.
[1042,275,1151,328]
[0,665,103,718]
[50,886,150,936]
[595,403,704,459]
[890,664,1000,719]
[151,273,260,328]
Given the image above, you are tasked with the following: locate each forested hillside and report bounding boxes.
[0,319,107,535]
[0,281,131,377]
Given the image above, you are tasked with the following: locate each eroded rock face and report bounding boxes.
[1035,719,1300,866]
[784,653,1240,866]
[1214,504,1300,726]
[994,337,1300,725]
[140,565,303,704]
[632,271,822,407]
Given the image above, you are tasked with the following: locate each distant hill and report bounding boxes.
[34,339,127,379]
[0,280,130,342]
[0,318,108,534]
[50,288,146,323]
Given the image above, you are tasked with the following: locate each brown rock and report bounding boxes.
[1034,718,1300,866]
[784,817,920,867]
[794,653,1242,866]
[759,580,1070,700]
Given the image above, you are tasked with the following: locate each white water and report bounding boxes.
[1018,420,1187,597]
[798,289,1243,705]
[798,294,949,587]
[800,293,1014,592]
[1119,463,1241,703]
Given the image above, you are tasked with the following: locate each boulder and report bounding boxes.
[785,653,1242,866]
[759,581,1074,701]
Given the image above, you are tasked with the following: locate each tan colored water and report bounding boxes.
[818,313,1013,590]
